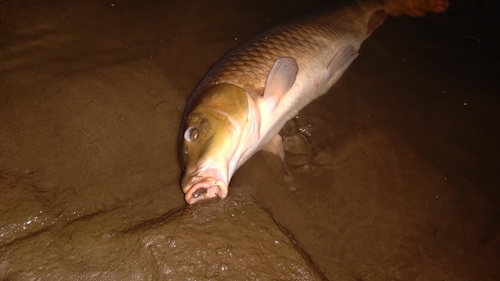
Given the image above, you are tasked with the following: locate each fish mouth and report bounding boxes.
[183,178,228,204]
[182,165,229,204]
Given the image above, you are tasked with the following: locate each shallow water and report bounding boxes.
[0,0,498,280]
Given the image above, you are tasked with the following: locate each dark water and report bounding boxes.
[0,0,498,280]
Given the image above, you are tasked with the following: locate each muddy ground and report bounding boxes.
[0,0,499,280]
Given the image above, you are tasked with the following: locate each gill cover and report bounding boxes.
[180,83,250,174]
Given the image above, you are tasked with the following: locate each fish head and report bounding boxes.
[180,84,250,204]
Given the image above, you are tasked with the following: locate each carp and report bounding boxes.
[179,0,449,204]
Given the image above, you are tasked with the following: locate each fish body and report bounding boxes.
[179,0,449,204]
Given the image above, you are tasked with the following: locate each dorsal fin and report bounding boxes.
[263,57,298,109]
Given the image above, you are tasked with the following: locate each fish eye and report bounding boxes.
[184,127,199,142]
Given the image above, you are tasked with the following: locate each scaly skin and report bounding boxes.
[179,0,449,204]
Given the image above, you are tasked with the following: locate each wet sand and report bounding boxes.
[1,0,498,280]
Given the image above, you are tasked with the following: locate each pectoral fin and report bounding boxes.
[263,57,298,109]
[263,134,291,176]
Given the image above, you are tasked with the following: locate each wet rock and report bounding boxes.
[0,172,326,280]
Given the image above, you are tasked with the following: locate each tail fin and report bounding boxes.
[383,0,450,17]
